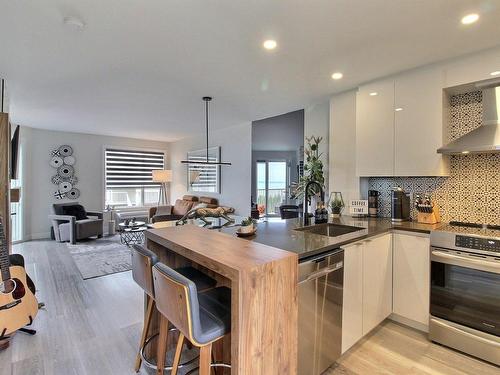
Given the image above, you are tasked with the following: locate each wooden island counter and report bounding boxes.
[145,224,298,375]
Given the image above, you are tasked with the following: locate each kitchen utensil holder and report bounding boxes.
[417,204,440,224]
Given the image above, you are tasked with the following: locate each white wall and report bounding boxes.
[19,126,169,239]
[329,90,360,205]
[304,101,330,192]
[170,122,252,216]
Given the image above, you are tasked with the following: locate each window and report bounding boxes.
[105,148,165,208]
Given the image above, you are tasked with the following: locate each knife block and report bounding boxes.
[417,204,441,224]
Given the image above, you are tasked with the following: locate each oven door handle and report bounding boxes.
[431,250,500,274]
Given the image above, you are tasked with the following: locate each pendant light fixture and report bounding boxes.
[181,96,231,166]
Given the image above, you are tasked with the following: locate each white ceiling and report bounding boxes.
[1,0,500,142]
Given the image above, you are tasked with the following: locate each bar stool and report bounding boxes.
[131,245,217,373]
[153,262,231,375]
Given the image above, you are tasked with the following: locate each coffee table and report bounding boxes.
[118,221,150,246]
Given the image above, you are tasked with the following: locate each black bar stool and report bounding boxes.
[131,245,217,373]
[153,262,231,375]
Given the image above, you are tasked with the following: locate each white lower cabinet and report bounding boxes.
[392,232,430,327]
[362,234,393,335]
[341,233,393,353]
[341,241,363,354]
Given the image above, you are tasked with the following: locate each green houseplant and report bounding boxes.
[291,136,325,201]
[240,216,257,233]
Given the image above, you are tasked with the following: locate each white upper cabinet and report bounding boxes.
[394,68,449,176]
[443,49,500,88]
[356,67,449,177]
[356,78,395,176]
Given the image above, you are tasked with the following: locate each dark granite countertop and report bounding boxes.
[216,216,443,260]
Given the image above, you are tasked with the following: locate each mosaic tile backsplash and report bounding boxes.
[368,91,500,226]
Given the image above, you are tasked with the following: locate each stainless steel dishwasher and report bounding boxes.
[298,249,344,375]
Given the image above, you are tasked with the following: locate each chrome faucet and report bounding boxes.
[303,180,324,226]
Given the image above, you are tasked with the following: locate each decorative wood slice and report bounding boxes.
[59,181,73,193]
[50,156,63,168]
[57,165,74,178]
[58,145,73,157]
[67,188,80,200]
[63,156,75,166]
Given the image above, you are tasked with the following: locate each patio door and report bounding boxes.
[256,160,288,216]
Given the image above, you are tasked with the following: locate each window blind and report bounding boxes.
[105,149,165,188]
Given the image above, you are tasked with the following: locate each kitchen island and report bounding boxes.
[144,216,440,374]
[145,224,298,375]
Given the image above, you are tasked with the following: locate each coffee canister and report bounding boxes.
[368,190,380,217]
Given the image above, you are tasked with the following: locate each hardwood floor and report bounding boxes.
[2,239,498,375]
[325,321,499,375]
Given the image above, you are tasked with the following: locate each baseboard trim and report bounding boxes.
[389,313,429,333]
[29,232,51,240]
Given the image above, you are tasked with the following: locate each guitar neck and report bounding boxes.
[0,216,11,282]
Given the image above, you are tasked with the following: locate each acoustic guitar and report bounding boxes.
[0,215,38,338]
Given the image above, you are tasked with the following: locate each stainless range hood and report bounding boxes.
[437,84,500,154]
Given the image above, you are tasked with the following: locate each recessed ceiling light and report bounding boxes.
[331,72,343,80]
[369,92,378,96]
[462,151,470,154]
[263,40,277,50]
[490,71,500,76]
[63,16,86,30]
[461,13,479,25]
[395,107,403,112]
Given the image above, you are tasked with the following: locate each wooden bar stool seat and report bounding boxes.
[131,245,216,373]
[153,262,231,375]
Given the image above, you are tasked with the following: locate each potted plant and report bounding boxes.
[291,136,325,207]
[329,192,345,218]
[239,217,257,233]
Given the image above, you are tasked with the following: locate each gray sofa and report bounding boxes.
[49,202,103,244]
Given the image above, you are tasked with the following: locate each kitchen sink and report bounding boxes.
[295,223,365,237]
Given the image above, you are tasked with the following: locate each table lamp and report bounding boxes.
[152,169,172,206]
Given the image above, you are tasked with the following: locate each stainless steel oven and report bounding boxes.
[429,224,500,365]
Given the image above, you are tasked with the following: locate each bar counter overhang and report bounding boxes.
[145,224,298,375]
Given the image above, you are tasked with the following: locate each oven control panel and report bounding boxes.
[456,235,500,253]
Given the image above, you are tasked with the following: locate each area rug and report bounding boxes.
[67,236,132,280]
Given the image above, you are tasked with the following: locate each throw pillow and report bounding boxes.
[155,205,172,216]
[62,204,88,220]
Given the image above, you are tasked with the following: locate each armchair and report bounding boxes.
[49,202,103,244]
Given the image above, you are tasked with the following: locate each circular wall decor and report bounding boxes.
[59,145,73,157]
[59,181,73,193]
[63,155,76,166]
[51,175,63,185]
[58,165,74,178]
[50,156,64,168]
[67,188,80,200]
[54,190,66,200]
[50,144,78,200]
